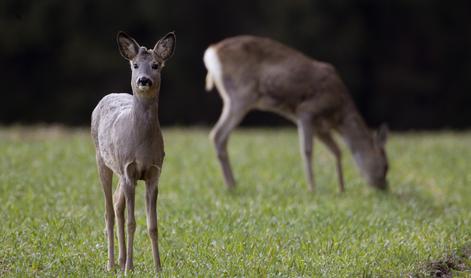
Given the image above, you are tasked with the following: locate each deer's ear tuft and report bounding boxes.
[117,31,140,60]
[154,32,176,61]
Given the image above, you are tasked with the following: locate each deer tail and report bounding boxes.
[205,72,214,91]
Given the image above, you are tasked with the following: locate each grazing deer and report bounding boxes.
[204,35,388,192]
[91,31,175,274]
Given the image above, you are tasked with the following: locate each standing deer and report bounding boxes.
[204,35,388,192]
[91,31,175,274]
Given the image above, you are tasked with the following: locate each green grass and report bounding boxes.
[1,127,470,277]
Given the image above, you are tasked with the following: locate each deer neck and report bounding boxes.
[338,110,374,162]
[131,91,160,130]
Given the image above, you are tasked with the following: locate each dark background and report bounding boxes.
[1,0,470,129]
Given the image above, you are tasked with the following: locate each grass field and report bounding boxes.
[0,126,470,277]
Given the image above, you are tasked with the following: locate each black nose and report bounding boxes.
[137,77,153,87]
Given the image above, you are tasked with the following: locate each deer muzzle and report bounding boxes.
[137,77,153,90]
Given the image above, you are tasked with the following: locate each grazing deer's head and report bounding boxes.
[358,124,389,189]
[117,31,176,98]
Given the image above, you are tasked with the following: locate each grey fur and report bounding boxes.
[91,31,175,274]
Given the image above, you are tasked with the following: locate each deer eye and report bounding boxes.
[133,64,138,69]
[151,63,159,70]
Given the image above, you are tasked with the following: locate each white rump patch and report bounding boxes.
[204,47,228,99]
[204,47,221,77]
[204,47,223,83]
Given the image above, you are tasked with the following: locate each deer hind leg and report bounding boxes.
[317,131,345,193]
[96,154,115,271]
[297,115,315,192]
[210,98,250,188]
[113,182,126,271]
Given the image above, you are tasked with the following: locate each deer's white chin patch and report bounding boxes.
[138,85,150,91]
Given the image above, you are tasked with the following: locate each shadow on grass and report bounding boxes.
[221,180,335,206]
[388,181,447,217]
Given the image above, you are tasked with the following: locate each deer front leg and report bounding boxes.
[317,132,345,192]
[123,183,136,274]
[123,163,137,274]
[114,183,126,271]
[97,155,115,271]
[297,115,315,192]
[145,165,162,272]
[123,182,136,274]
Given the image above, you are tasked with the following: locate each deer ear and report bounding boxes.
[117,31,140,60]
[376,123,389,147]
[153,32,176,61]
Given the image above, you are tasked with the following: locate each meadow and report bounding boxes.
[0,127,470,277]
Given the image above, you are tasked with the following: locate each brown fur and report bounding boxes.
[204,35,389,191]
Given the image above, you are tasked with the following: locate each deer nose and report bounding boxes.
[137,77,153,87]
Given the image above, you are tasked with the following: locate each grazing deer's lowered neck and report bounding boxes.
[337,108,389,189]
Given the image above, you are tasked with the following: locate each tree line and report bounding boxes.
[1,0,470,129]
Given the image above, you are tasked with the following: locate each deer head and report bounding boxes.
[357,124,389,189]
[117,31,176,98]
